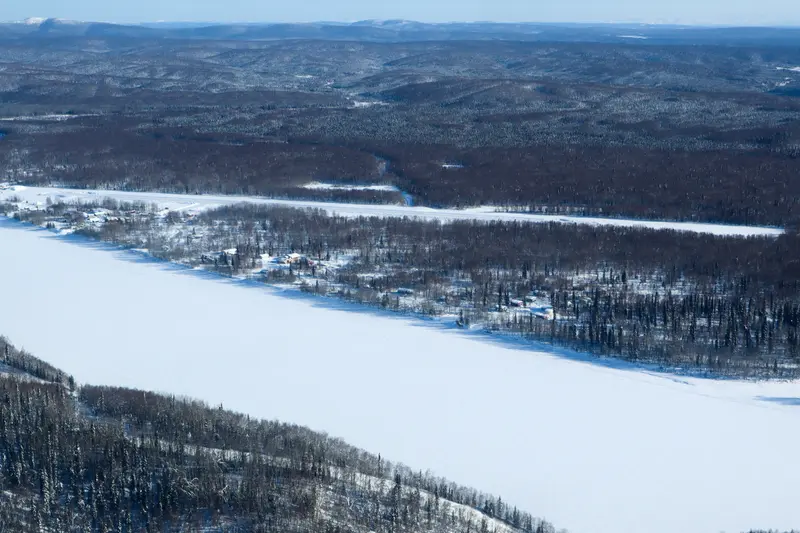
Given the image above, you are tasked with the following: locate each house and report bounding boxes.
[279,253,305,265]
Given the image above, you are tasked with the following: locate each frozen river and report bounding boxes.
[0,217,798,533]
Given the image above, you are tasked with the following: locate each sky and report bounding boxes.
[2,0,798,26]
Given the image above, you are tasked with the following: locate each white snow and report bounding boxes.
[0,187,784,237]
[350,100,388,108]
[618,35,648,39]
[0,114,98,122]
[301,182,402,192]
[777,66,800,73]
[21,17,46,25]
[0,218,798,533]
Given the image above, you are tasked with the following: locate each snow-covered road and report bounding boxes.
[0,218,798,533]
[0,186,784,237]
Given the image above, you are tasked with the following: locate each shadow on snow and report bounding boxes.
[756,396,800,407]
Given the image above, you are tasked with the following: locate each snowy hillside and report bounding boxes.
[0,219,798,533]
[0,337,543,533]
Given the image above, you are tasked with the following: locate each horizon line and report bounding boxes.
[4,17,800,29]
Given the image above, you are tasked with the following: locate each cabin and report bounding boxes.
[279,253,305,265]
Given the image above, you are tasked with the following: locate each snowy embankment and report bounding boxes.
[0,219,798,533]
[0,114,98,122]
[0,186,784,237]
[301,182,403,193]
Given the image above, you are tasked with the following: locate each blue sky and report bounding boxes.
[3,0,798,26]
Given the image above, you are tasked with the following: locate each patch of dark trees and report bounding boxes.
[0,338,554,533]
[2,126,399,203]
[8,122,800,225]
[373,143,800,227]
[0,336,73,387]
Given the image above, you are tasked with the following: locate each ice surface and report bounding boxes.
[0,187,785,237]
[0,219,798,533]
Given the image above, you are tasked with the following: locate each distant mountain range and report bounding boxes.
[2,17,800,45]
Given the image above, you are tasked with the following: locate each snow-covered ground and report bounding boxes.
[0,186,784,237]
[350,100,389,108]
[0,114,98,122]
[301,182,402,192]
[0,218,798,533]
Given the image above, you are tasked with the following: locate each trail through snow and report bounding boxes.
[0,186,784,237]
[0,219,798,533]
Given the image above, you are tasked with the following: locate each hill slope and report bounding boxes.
[0,336,555,533]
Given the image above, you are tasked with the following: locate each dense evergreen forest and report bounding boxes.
[13,130,800,226]
[0,336,556,533]
[8,198,800,378]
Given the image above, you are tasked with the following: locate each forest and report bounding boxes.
[7,197,800,378]
[2,35,800,225]
[0,336,557,533]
